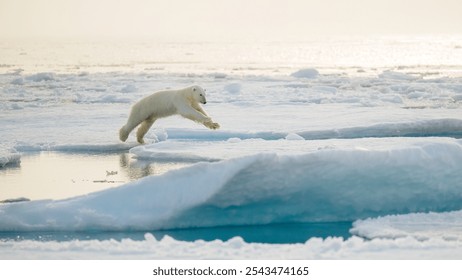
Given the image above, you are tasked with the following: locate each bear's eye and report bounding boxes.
[200,94,203,96]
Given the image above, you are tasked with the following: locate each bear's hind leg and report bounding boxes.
[119,118,142,142]
[119,125,130,142]
[136,116,157,144]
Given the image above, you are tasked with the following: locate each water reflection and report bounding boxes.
[118,153,190,180]
[0,151,190,201]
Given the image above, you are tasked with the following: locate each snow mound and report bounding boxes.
[285,133,304,140]
[1,140,462,231]
[224,83,242,94]
[351,210,462,241]
[290,68,319,78]
[25,72,56,82]
[227,137,242,143]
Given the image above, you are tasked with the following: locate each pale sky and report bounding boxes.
[1,0,461,41]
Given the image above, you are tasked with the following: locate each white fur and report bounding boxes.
[119,85,220,144]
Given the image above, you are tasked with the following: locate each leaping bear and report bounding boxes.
[119,85,220,144]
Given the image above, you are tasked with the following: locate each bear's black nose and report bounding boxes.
[203,101,207,104]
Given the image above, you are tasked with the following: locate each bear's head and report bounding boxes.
[191,85,207,104]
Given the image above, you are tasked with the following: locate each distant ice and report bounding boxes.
[10,77,24,85]
[120,84,137,93]
[378,70,417,81]
[311,85,337,94]
[0,147,20,167]
[96,94,132,103]
[290,68,319,78]
[212,73,227,79]
[25,72,55,82]
[224,83,242,94]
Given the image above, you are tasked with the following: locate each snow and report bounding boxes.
[25,72,56,82]
[120,84,137,93]
[0,147,21,167]
[351,210,462,241]
[290,68,319,78]
[3,234,462,259]
[285,133,305,140]
[130,136,462,162]
[10,77,24,85]
[298,119,462,140]
[1,138,462,232]
[2,36,462,259]
[378,70,418,81]
[224,82,242,94]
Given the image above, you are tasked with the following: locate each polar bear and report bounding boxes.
[119,85,220,144]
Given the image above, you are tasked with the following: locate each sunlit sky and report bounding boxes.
[1,0,461,41]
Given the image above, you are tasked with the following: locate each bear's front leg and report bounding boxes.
[204,120,220,130]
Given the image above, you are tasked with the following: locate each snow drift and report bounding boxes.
[298,118,462,140]
[351,210,462,241]
[3,234,462,259]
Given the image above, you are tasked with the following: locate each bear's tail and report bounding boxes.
[119,126,129,142]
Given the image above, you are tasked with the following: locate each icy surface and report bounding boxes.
[1,138,462,231]
[351,210,462,241]
[2,37,462,258]
[0,146,20,167]
[3,234,462,259]
[130,136,462,162]
[290,68,319,78]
